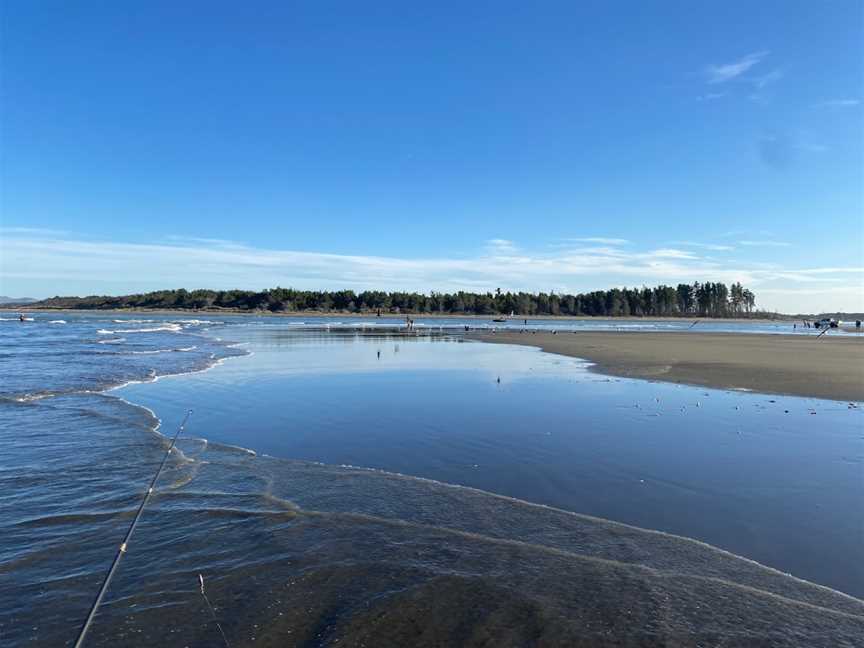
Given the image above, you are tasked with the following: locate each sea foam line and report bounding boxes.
[99,324,183,334]
[129,346,198,355]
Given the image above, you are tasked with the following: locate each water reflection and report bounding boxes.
[119,327,864,598]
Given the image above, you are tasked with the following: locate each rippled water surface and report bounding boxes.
[1,313,862,647]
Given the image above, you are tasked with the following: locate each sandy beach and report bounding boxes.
[471,331,864,401]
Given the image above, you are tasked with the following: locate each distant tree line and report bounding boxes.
[35,282,758,317]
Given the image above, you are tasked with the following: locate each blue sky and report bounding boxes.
[1,1,862,312]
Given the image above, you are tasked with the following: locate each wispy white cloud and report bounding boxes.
[484,238,518,255]
[164,235,249,249]
[746,68,784,104]
[646,249,699,260]
[758,285,864,297]
[752,68,783,89]
[705,51,769,84]
[696,92,727,102]
[720,229,774,239]
[2,233,860,312]
[560,237,630,245]
[739,240,791,248]
[670,241,735,252]
[815,99,860,108]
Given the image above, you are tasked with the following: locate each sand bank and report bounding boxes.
[471,330,864,401]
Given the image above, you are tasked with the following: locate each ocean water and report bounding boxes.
[1,313,862,647]
[183,313,861,336]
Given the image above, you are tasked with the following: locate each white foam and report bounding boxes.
[99,324,183,334]
[213,442,257,456]
[129,345,198,355]
[97,337,126,344]
[49,320,67,324]
[13,393,52,402]
[174,319,222,325]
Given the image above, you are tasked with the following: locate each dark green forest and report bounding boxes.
[34,282,759,317]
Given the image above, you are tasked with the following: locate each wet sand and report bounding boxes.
[471,331,864,401]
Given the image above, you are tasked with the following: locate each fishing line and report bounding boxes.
[199,574,231,647]
[73,409,193,648]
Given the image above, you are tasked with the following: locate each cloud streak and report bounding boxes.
[752,68,783,89]
[2,232,861,313]
[670,241,735,252]
[739,240,791,247]
[484,238,518,254]
[705,51,768,84]
[560,237,630,245]
[696,92,727,102]
[815,99,860,108]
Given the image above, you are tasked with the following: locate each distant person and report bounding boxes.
[524,318,527,325]
[19,313,25,322]
[857,320,861,330]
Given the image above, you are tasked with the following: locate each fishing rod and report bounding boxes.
[73,409,193,648]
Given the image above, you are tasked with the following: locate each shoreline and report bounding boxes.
[1,306,796,323]
[469,330,864,402]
